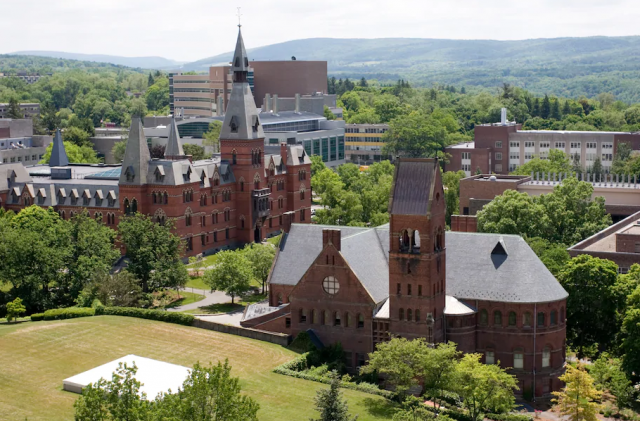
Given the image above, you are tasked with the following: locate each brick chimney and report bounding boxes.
[280,143,287,163]
[322,228,341,251]
[282,211,295,233]
[450,215,477,233]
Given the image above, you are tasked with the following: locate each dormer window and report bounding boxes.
[230,116,239,133]
[95,191,103,207]
[108,190,116,207]
[183,167,192,183]
[83,190,91,206]
[154,166,165,183]
[125,166,135,182]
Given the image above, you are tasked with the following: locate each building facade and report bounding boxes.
[445,109,640,176]
[0,29,312,257]
[0,103,41,119]
[568,210,640,274]
[345,123,390,164]
[169,61,327,118]
[0,119,51,165]
[242,158,568,397]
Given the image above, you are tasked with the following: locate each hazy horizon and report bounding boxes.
[1,0,639,62]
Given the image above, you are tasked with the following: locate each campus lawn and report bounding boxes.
[185,276,209,290]
[0,316,393,421]
[163,290,205,309]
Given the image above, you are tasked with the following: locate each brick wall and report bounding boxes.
[450,215,477,232]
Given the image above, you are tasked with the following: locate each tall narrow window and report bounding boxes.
[407,309,413,321]
[523,312,532,327]
[415,309,420,322]
[399,308,404,321]
[514,350,524,369]
[357,314,364,328]
[479,309,488,325]
[537,312,545,327]
[494,311,502,326]
[542,347,551,368]
[508,311,517,326]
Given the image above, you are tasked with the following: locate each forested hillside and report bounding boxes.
[183,36,640,102]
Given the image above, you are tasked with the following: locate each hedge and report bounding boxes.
[95,306,194,326]
[273,354,394,398]
[30,313,44,321]
[44,307,95,320]
[487,414,533,421]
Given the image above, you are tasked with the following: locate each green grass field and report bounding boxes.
[186,276,209,290]
[0,316,393,421]
[164,291,205,309]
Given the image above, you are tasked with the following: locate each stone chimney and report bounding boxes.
[322,228,341,251]
[264,93,271,112]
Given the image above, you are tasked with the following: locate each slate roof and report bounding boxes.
[119,117,150,185]
[446,232,568,304]
[270,224,389,303]
[270,225,567,305]
[165,117,184,157]
[390,159,437,215]
[49,129,69,167]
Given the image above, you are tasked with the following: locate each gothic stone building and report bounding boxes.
[242,158,568,398]
[0,28,312,256]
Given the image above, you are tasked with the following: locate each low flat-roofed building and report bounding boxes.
[0,103,41,119]
[345,123,390,165]
[569,210,640,273]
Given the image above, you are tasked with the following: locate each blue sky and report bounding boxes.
[1,0,638,62]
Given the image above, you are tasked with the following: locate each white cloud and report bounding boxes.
[0,0,638,62]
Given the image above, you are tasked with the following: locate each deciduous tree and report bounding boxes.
[552,364,602,421]
[40,140,100,164]
[243,243,276,294]
[203,250,253,303]
[455,354,518,421]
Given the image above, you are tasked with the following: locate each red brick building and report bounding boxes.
[0,28,312,257]
[243,158,568,397]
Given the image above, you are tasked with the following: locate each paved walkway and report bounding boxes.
[167,288,231,312]
[196,312,244,327]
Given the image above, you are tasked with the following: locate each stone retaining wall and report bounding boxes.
[193,318,291,347]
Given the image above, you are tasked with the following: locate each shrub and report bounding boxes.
[30,313,44,321]
[486,413,533,421]
[289,331,315,353]
[43,307,95,320]
[95,306,194,326]
[273,355,393,398]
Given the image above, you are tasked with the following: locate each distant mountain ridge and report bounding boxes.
[10,51,183,69]
[8,35,640,101]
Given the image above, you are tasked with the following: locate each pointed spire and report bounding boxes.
[165,117,184,159]
[119,116,150,185]
[231,27,250,73]
[49,129,69,167]
[220,27,264,141]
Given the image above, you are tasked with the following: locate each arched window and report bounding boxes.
[486,350,495,365]
[542,346,551,368]
[537,312,545,327]
[300,185,306,200]
[324,310,331,326]
[550,310,558,326]
[240,217,245,229]
[508,311,517,326]
[152,192,157,204]
[523,312,532,327]
[407,309,413,322]
[479,309,488,325]
[357,313,364,328]
[124,198,130,215]
[254,174,260,190]
[415,309,420,322]
[399,308,404,321]
[131,199,138,214]
[344,312,350,328]
[494,311,502,326]
[185,209,192,227]
[239,177,245,192]
[232,150,237,165]
[411,230,420,253]
[163,192,168,204]
[399,230,410,252]
[334,312,341,326]
[299,309,307,323]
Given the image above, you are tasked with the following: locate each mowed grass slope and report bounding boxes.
[0,316,391,421]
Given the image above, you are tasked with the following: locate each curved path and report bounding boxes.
[167,288,231,312]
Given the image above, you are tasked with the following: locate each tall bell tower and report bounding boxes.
[219,26,269,243]
[387,158,446,343]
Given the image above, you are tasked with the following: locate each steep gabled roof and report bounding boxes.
[119,117,150,185]
[390,159,438,215]
[49,129,69,167]
[165,117,184,158]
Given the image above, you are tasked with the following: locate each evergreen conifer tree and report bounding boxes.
[541,94,551,119]
[311,372,358,421]
[7,97,23,119]
[551,98,561,120]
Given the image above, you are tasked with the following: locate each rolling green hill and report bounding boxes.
[11,51,182,69]
[182,36,640,102]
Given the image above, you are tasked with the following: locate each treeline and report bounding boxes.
[0,207,187,315]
